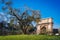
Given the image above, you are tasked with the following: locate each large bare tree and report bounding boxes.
[0,0,41,34]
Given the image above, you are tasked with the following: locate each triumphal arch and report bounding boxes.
[36,18,53,35]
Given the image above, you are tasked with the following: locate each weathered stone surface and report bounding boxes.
[36,18,53,35]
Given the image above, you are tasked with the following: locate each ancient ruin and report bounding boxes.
[36,18,53,35]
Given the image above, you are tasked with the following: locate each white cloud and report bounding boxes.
[0,12,7,21]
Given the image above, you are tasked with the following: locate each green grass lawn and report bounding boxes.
[0,35,60,40]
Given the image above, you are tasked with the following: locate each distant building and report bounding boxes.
[53,29,59,34]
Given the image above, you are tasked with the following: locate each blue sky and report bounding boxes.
[0,0,60,28]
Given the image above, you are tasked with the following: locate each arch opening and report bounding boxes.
[41,26,46,34]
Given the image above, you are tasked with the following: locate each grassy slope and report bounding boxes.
[0,35,60,40]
